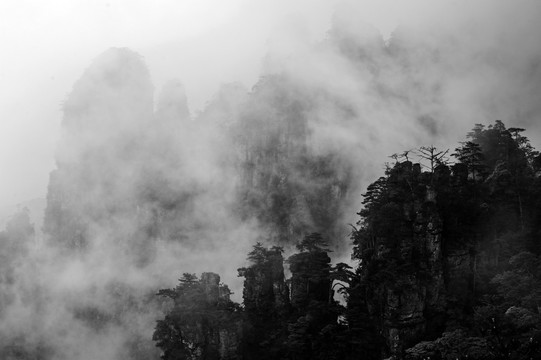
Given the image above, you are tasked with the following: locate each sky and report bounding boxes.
[0,0,431,208]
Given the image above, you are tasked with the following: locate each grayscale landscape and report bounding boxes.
[1,1,541,359]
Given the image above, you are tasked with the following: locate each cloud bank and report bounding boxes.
[0,1,541,358]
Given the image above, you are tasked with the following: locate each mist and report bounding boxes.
[1,0,541,358]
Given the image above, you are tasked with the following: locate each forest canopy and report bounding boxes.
[149,121,541,359]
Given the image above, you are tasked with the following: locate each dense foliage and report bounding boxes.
[152,121,541,359]
[350,120,541,359]
[153,273,240,360]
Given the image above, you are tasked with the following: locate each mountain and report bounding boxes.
[0,197,45,239]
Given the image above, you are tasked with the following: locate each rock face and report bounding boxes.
[237,245,290,359]
[236,75,349,246]
[154,272,241,360]
[40,48,196,359]
[358,162,451,357]
[354,122,541,358]
[43,48,154,253]
[200,272,240,360]
[58,47,153,167]
[289,250,332,311]
[383,194,446,355]
[155,79,190,127]
[43,48,200,262]
[201,272,221,303]
[239,247,289,314]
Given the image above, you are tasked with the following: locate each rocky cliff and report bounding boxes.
[43,47,154,253]
[356,162,449,356]
[354,121,541,358]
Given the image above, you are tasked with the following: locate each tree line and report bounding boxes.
[153,120,541,359]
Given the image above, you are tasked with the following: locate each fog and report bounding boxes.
[1,0,541,358]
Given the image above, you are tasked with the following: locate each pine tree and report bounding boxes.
[153,273,240,360]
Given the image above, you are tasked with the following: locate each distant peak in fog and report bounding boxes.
[156,79,190,122]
